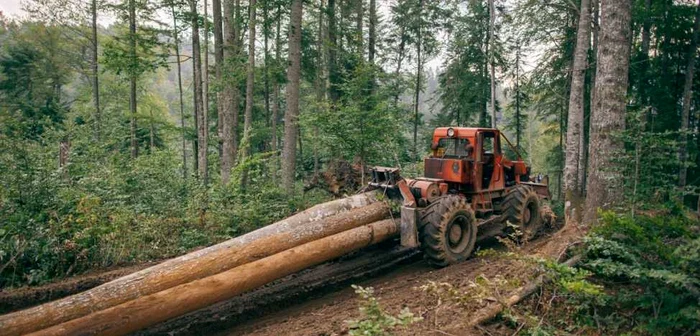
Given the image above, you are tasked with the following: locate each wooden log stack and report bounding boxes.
[0,191,397,336]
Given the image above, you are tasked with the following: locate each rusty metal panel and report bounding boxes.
[400,206,419,248]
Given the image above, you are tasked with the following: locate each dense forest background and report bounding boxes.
[0,0,699,305]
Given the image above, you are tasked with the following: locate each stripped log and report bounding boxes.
[0,192,386,336]
[30,218,401,336]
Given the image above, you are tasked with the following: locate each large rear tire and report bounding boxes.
[502,185,542,241]
[420,195,477,267]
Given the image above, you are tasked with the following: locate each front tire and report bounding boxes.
[420,195,477,267]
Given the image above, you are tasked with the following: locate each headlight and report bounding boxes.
[447,128,455,137]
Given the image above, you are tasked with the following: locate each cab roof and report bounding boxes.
[433,127,500,138]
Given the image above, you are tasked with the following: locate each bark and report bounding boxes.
[565,0,591,225]
[581,0,599,192]
[327,0,339,102]
[0,193,385,336]
[240,0,257,188]
[148,108,155,151]
[171,4,187,178]
[392,29,406,108]
[515,43,521,149]
[413,0,424,161]
[583,0,631,224]
[129,0,138,159]
[488,0,497,128]
[30,219,400,336]
[213,0,223,158]
[678,2,700,188]
[368,0,376,64]
[263,0,270,146]
[270,2,282,181]
[355,0,363,53]
[91,0,100,141]
[282,0,303,193]
[314,0,326,178]
[221,0,240,185]
[190,0,207,183]
[203,0,210,148]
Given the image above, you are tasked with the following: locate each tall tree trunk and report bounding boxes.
[515,42,521,149]
[368,0,376,64]
[221,0,240,185]
[582,0,599,193]
[282,0,303,193]
[190,0,207,183]
[91,0,100,141]
[263,0,270,148]
[355,0,363,54]
[203,0,210,148]
[213,0,223,161]
[413,0,424,161]
[488,0,496,128]
[314,0,326,178]
[392,30,406,108]
[270,2,281,181]
[241,0,256,187]
[678,2,700,188]
[149,108,155,151]
[129,0,138,159]
[171,3,188,178]
[583,0,631,224]
[565,0,591,224]
[327,0,339,102]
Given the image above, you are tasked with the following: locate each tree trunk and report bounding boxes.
[392,30,406,108]
[281,0,303,193]
[149,108,155,151]
[213,0,223,160]
[32,219,399,336]
[240,0,257,188]
[129,0,138,159]
[565,0,591,225]
[221,0,240,185]
[171,3,188,178]
[327,0,339,102]
[314,0,326,178]
[190,0,207,184]
[368,0,376,64]
[203,0,210,150]
[583,0,631,224]
[413,0,424,162]
[515,41,521,149]
[355,0,363,53]
[263,0,270,149]
[678,2,700,189]
[0,193,385,336]
[270,2,282,181]
[91,0,100,141]
[582,0,599,193]
[488,0,496,128]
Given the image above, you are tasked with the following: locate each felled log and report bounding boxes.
[30,218,401,336]
[0,192,386,336]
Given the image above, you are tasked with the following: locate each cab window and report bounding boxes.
[436,138,473,158]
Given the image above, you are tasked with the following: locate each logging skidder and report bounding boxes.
[368,127,551,267]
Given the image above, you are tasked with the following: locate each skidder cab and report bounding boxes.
[369,127,550,267]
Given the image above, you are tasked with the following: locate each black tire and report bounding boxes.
[502,185,542,241]
[419,195,477,267]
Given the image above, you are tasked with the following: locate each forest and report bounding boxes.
[1,0,700,333]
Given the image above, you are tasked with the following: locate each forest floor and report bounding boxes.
[1,221,574,336]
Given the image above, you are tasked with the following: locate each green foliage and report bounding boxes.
[542,212,700,334]
[346,285,421,336]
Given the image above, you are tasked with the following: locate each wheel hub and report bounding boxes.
[449,223,462,245]
[523,207,531,224]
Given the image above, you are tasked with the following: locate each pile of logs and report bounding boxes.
[0,191,396,336]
